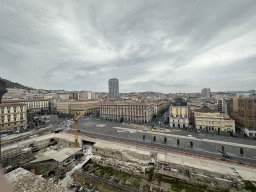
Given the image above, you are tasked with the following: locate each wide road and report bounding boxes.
[72,117,256,165]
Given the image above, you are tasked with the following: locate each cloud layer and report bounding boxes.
[1,0,256,93]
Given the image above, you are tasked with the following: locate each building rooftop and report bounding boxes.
[101,101,152,105]
[193,105,217,113]
[2,99,48,102]
[0,103,26,106]
[31,147,82,163]
[5,167,72,192]
[171,98,187,106]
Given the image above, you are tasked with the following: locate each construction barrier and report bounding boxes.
[71,132,256,168]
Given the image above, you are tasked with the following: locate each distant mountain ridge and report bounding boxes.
[0,77,34,90]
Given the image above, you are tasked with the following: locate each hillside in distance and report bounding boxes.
[0,77,33,90]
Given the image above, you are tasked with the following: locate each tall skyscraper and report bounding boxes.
[201,88,211,98]
[108,78,119,98]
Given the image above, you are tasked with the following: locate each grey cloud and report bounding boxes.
[0,0,256,93]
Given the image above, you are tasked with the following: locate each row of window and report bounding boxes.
[196,118,223,121]
[1,121,24,126]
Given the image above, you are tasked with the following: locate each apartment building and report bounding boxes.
[169,98,189,128]
[58,93,70,100]
[56,100,100,114]
[152,99,169,116]
[217,98,228,114]
[0,103,27,131]
[100,102,153,123]
[79,91,98,100]
[201,88,211,98]
[230,98,256,135]
[71,92,79,100]
[2,99,49,112]
[194,108,235,132]
[108,78,119,98]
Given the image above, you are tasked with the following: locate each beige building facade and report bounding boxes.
[0,103,27,131]
[201,88,211,98]
[152,99,169,116]
[100,102,153,123]
[169,106,189,128]
[169,98,189,128]
[57,100,100,114]
[2,99,49,112]
[79,91,98,100]
[194,111,235,132]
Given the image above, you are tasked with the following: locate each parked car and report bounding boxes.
[7,130,14,135]
[15,130,20,134]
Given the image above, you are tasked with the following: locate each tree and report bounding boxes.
[222,145,225,153]
[164,137,167,144]
[177,139,180,146]
[57,111,59,116]
[240,148,244,156]
[120,117,124,123]
[190,141,193,148]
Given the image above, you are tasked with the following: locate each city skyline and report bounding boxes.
[1,0,256,93]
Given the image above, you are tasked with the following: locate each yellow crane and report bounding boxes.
[73,109,87,147]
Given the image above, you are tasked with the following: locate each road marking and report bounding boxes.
[114,126,256,150]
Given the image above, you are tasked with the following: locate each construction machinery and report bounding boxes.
[73,109,87,147]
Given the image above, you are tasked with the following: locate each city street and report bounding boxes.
[72,117,256,165]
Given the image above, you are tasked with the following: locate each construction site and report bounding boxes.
[1,126,256,192]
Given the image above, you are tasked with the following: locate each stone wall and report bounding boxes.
[92,144,155,165]
[157,162,241,190]
[74,171,130,192]
[21,162,62,177]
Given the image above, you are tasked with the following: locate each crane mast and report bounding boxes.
[73,109,87,147]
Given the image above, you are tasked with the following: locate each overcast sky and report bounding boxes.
[1,0,256,93]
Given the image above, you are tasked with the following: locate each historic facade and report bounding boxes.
[2,99,49,112]
[100,102,153,123]
[57,100,100,114]
[194,111,235,132]
[0,103,27,131]
[169,98,189,128]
